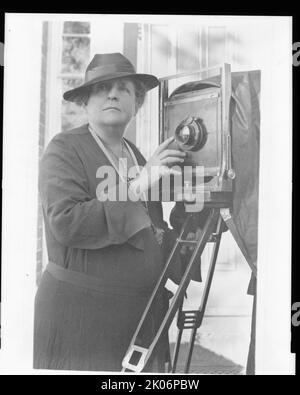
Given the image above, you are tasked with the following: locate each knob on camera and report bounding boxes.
[174,116,208,151]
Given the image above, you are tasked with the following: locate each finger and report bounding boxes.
[156,137,175,153]
[159,149,186,159]
[161,157,185,166]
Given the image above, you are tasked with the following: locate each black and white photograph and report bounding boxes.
[1,13,294,375]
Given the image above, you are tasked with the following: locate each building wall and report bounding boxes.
[36,22,49,286]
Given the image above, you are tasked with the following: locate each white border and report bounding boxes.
[1,13,294,374]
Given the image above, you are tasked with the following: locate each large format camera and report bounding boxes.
[159,64,235,208]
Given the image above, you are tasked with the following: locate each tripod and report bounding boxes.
[121,206,257,373]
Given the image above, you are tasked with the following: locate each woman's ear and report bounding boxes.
[134,103,140,116]
[82,98,90,112]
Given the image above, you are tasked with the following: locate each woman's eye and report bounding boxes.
[101,83,110,91]
[96,83,110,92]
[118,83,130,93]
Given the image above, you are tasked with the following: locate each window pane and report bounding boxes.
[177,27,200,73]
[61,100,88,132]
[62,36,90,74]
[62,78,88,132]
[63,21,90,34]
[62,77,84,92]
[208,27,226,67]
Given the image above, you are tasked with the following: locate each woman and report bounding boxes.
[34,53,186,372]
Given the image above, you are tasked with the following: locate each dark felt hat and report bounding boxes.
[63,52,159,102]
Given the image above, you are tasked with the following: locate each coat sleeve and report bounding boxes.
[39,134,152,249]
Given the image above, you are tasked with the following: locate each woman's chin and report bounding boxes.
[97,117,131,130]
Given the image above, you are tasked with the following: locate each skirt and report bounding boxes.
[33,265,170,372]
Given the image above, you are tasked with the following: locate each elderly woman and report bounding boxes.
[34,53,186,372]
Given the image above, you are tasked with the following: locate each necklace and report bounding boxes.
[100,138,131,182]
[88,125,134,183]
[88,125,161,242]
[101,138,125,160]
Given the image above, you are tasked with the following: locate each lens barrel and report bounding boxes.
[175,117,207,151]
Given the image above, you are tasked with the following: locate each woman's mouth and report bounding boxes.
[103,107,121,112]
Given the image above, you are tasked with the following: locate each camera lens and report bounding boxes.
[177,126,191,144]
[175,117,207,151]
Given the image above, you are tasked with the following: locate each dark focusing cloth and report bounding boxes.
[34,124,172,372]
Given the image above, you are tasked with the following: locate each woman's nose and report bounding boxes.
[107,83,119,100]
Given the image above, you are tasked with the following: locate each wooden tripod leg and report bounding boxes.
[122,209,219,373]
[171,297,184,373]
[121,214,195,372]
[146,209,219,371]
[184,327,198,373]
[171,209,221,373]
[184,214,224,373]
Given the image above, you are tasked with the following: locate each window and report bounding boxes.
[60,21,91,132]
[44,19,124,146]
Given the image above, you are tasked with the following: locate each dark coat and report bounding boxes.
[34,124,171,372]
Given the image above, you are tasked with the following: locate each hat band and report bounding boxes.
[86,64,136,82]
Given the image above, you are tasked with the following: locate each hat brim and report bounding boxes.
[63,72,159,102]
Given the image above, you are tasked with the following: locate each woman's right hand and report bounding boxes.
[129,137,186,197]
[144,136,186,177]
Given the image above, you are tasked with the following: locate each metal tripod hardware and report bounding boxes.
[121,345,148,373]
[121,208,220,373]
[177,310,203,330]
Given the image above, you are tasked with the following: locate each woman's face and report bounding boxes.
[84,78,137,131]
